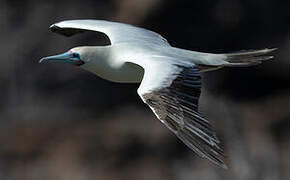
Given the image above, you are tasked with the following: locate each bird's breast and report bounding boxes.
[81,59,144,83]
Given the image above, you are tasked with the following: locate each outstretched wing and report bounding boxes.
[136,57,226,168]
[49,19,170,46]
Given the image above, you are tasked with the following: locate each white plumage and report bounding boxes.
[41,19,276,168]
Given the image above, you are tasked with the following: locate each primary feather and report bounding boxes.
[136,59,226,167]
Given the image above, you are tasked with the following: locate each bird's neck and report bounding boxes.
[82,46,111,62]
[80,45,112,74]
[80,46,144,83]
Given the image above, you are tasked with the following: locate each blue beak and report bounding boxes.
[39,51,84,66]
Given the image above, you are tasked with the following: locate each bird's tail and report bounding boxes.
[222,48,277,67]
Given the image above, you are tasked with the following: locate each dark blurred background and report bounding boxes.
[0,0,289,179]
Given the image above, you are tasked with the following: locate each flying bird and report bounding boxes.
[40,20,276,168]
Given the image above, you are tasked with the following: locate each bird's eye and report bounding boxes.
[72,52,79,58]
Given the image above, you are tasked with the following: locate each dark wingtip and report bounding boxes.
[49,24,85,37]
[49,24,61,33]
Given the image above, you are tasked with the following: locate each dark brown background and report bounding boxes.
[0,0,289,179]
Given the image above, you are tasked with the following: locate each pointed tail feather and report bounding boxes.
[222,48,277,67]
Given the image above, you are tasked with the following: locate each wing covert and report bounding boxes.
[50,20,170,46]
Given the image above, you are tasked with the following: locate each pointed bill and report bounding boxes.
[39,51,84,66]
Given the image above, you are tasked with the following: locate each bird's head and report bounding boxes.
[39,47,86,66]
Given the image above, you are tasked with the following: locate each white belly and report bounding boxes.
[81,60,144,83]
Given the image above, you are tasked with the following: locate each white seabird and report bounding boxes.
[40,19,276,168]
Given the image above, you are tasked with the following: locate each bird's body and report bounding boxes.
[76,43,226,83]
[40,19,276,168]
